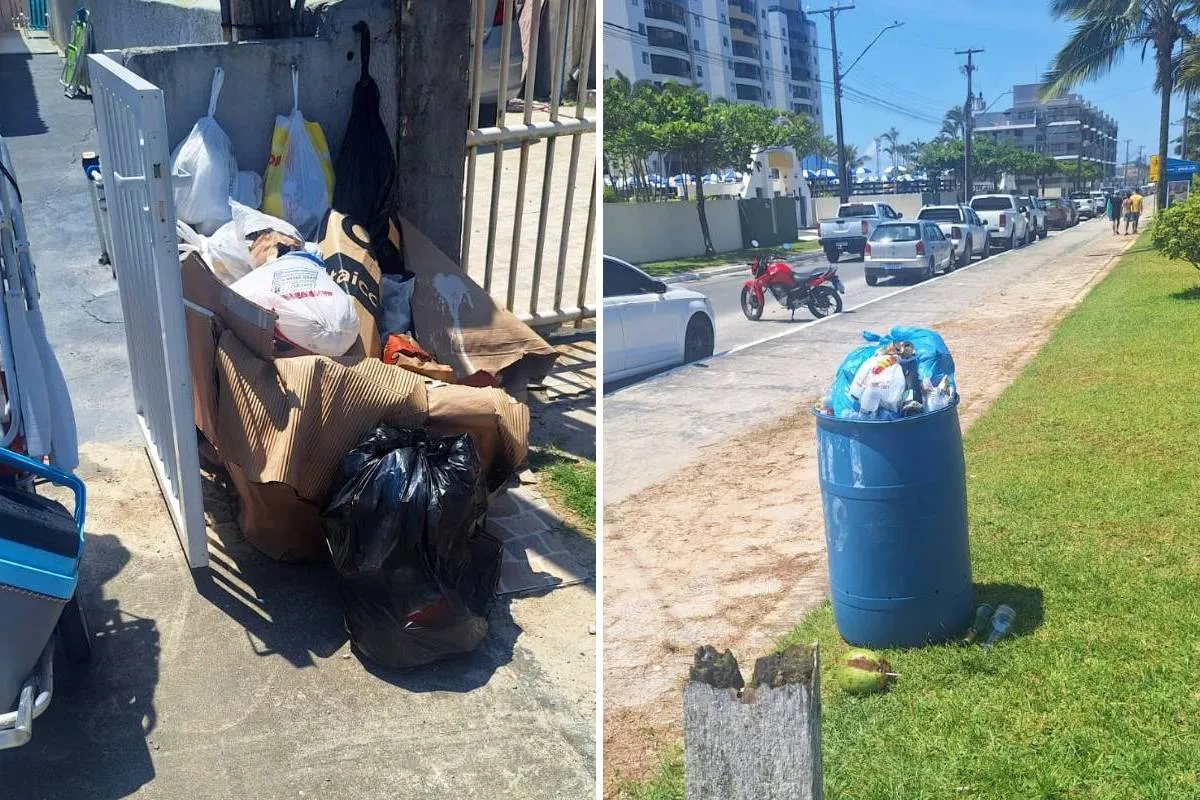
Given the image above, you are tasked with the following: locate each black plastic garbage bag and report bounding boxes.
[322,427,502,667]
[333,21,404,275]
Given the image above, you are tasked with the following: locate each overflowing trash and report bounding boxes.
[157,59,559,669]
[816,326,957,420]
[322,427,502,668]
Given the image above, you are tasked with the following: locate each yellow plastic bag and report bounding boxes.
[261,66,334,235]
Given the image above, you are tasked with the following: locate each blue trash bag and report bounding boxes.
[862,326,956,390]
[827,327,955,418]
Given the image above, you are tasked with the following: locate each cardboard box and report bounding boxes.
[181,214,559,561]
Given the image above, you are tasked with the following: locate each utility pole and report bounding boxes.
[1137,145,1145,184]
[810,4,856,203]
[956,48,983,202]
[1124,138,1132,187]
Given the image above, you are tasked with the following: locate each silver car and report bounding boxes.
[475,1,526,125]
[864,221,955,285]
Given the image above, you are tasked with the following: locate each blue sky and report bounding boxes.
[818,0,1169,168]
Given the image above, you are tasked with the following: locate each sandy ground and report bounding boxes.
[601,229,1145,792]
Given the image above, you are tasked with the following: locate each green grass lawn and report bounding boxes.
[529,449,596,537]
[638,240,820,277]
[620,238,1200,799]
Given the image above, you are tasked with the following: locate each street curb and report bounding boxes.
[663,250,825,284]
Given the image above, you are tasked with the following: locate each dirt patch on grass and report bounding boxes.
[602,230,1140,793]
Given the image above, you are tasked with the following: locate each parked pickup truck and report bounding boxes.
[818,201,904,262]
[915,204,989,268]
[968,194,1031,252]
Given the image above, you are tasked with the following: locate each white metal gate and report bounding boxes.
[463,0,596,326]
[88,54,208,569]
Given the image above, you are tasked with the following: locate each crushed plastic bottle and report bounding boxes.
[982,604,1016,651]
[962,603,994,645]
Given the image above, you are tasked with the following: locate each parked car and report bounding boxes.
[1068,191,1095,219]
[1019,195,1049,241]
[969,194,1032,251]
[818,201,904,262]
[602,256,716,383]
[863,221,955,285]
[1043,197,1078,229]
[916,204,989,267]
[475,0,526,126]
[1089,190,1107,215]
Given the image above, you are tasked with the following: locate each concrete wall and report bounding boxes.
[50,0,222,52]
[117,0,395,177]
[812,192,958,221]
[603,200,742,264]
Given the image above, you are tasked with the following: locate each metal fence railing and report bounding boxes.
[462,0,596,327]
[89,54,208,569]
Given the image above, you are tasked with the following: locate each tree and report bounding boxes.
[776,112,828,161]
[1044,0,1193,216]
[912,138,964,181]
[603,74,660,199]
[650,85,779,255]
[941,106,966,140]
[1058,158,1103,189]
[880,126,901,170]
[842,144,868,171]
[1171,103,1200,159]
[1151,188,1200,267]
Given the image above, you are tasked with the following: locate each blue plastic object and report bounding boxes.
[0,448,85,601]
[829,327,957,419]
[814,399,972,648]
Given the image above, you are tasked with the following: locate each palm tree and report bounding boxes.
[1044,0,1193,214]
[842,144,869,175]
[880,126,901,170]
[941,106,966,140]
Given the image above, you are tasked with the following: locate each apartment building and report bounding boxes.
[973,83,1119,181]
[603,0,824,130]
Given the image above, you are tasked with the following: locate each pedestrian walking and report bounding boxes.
[1128,188,1144,233]
[1106,193,1120,234]
[1121,192,1132,234]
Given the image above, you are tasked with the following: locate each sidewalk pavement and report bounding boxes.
[0,50,595,798]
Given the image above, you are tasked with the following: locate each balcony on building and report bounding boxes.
[733,61,763,82]
[735,83,764,102]
[731,40,760,60]
[644,0,687,30]
[729,17,758,38]
[649,53,692,79]
[730,0,756,17]
[646,25,689,53]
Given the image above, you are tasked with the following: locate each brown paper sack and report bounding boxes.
[317,210,383,358]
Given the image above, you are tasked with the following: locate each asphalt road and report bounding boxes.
[686,220,1103,354]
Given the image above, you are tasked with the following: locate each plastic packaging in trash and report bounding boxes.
[177,201,304,284]
[826,326,957,420]
[378,273,415,338]
[322,427,502,668]
[229,251,359,356]
[170,67,238,235]
[261,65,335,238]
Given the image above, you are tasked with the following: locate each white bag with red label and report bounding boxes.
[849,354,906,414]
[229,252,359,357]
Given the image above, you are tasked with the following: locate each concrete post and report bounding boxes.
[393,0,470,263]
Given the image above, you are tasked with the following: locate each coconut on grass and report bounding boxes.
[835,648,896,695]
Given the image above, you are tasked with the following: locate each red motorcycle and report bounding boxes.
[740,251,845,321]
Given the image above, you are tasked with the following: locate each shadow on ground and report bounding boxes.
[0,533,158,800]
[0,54,48,137]
[971,581,1044,638]
[1169,285,1200,301]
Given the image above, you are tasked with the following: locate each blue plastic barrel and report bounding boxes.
[814,400,972,648]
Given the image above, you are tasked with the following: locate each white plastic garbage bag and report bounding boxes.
[230,251,359,356]
[170,67,238,235]
[849,355,906,414]
[177,201,304,284]
[260,66,334,238]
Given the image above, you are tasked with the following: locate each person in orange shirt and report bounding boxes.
[1127,189,1144,234]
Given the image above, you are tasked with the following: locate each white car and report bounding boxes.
[863,221,955,284]
[915,204,989,267]
[603,256,716,383]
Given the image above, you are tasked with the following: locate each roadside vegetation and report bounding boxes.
[529,448,596,537]
[618,236,1200,798]
[638,241,820,277]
